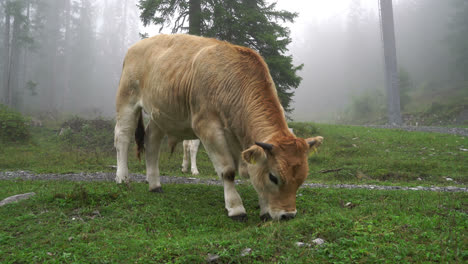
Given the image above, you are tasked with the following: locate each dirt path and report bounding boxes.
[1,171,466,193]
[365,125,468,137]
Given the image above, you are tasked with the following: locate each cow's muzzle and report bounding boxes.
[263,211,297,221]
[280,213,296,221]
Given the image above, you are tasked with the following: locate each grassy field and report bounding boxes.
[1,122,467,262]
[1,180,466,263]
[0,122,466,186]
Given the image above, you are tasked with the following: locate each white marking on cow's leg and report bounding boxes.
[181,140,190,173]
[223,176,246,217]
[115,107,139,184]
[145,120,164,192]
[190,139,200,175]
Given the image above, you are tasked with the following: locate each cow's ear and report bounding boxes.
[305,136,324,152]
[242,145,267,165]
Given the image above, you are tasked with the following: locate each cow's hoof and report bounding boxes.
[260,213,271,222]
[230,213,248,222]
[149,187,163,193]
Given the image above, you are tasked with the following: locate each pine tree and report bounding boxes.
[1,0,35,109]
[138,0,301,113]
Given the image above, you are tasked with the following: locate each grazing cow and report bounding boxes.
[114,34,323,221]
[182,139,200,175]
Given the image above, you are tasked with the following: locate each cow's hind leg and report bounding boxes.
[145,120,165,192]
[194,119,246,221]
[114,105,141,184]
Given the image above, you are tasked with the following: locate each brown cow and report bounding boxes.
[114,34,323,221]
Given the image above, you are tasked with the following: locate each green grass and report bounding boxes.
[290,123,468,186]
[1,180,466,263]
[1,123,467,187]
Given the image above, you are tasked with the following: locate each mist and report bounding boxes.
[0,0,141,118]
[287,0,462,122]
[0,0,466,124]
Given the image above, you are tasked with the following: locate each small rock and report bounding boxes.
[417,177,422,181]
[206,253,219,262]
[68,236,74,241]
[92,210,101,217]
[240,248,252,256]
[295,242,310,247]
[445,177,454,181]
[344,202,357,208]
[311,238,326,246]
[0,192,36,206]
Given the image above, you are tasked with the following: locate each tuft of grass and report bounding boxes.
[0,180,466,263]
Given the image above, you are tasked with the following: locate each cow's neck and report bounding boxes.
[237,99,291,149]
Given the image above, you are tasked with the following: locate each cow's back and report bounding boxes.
[119,34,283,141]
[121,35,226,122]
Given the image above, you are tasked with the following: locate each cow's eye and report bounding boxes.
[269,173,278,185]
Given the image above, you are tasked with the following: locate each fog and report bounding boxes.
[283,0,459,122]
[1,0,465,123]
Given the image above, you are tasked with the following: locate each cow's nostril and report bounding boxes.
[280,213,295,221]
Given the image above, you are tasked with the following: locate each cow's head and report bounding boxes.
[242,136,323,220]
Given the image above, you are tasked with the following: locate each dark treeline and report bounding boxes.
[0,0,140,117]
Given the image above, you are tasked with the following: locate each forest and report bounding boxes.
[0,0,467,123]
[0,0,140,117]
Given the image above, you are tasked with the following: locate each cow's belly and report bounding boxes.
[142,105,197,140]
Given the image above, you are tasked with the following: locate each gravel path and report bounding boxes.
[365,125,468,137]
[1,171,466,193]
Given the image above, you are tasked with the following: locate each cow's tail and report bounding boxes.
[135,109,145,161]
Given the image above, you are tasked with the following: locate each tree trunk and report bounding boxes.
[2,0,11,106]
[188,0,201,36]
[122,0,128,50]
[379,0,402,125]
[9,7,22,109]
[43,1,60,111]
[62,0,72,111]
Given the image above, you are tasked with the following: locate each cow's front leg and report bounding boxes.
[145,120,164,192]
[221,168,247,220]
[194,119,246,220]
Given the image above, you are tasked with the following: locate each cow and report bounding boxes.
[182,139,200,175]
[114,34,323,221]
